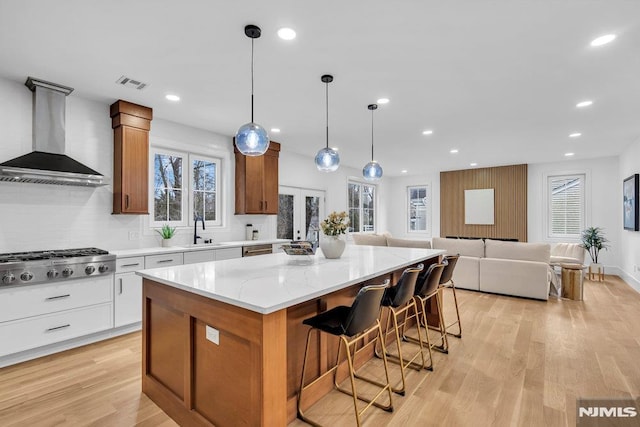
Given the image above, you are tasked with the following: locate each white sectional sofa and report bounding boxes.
[432,237,552,300]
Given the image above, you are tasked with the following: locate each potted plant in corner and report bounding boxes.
[156,224,176,247]
[580,226,609,279]
[319,211,349,259]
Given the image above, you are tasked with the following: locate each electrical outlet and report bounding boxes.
[206,325,219,345]
[128,231,140,240]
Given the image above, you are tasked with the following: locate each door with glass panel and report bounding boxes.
[277,186,325,243]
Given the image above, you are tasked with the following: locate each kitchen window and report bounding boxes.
[407,185,431,234]
[547,174,585,238]
[348,180,376,233]
[150,148,221,228]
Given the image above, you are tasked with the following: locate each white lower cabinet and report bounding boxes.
[184,249,215,264]
[215,247,242,260]
[114,272,142,327]
[0,303,112,356]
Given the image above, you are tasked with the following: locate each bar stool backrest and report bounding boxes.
[343,281,389,337]
[439,255,459,284]
[386,265,424,308]
[416,263,445,297]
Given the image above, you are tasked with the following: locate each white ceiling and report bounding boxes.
[1,0,639,176]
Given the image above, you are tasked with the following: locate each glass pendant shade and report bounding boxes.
[235,25,269,157]
[314,74,340,172]
[363,161,383,180]
[315,147,340,172]
[235,122,269,156]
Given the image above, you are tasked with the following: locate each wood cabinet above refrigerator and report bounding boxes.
[110,100,152,214]
[234,140,280,215]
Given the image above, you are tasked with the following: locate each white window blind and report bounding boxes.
[548,174,584,237]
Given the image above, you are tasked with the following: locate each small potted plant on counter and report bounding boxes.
[580,226,609,280]
[156,224,177,247]
[319,211,349,259]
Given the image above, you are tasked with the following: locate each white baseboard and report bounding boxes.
[0,322,141,368]
[613,267,640,293]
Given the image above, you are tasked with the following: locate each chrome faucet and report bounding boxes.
[194,216,205,244]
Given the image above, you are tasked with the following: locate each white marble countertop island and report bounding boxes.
[136,245,445,314]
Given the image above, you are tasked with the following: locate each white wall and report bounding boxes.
[619,139,640,291]
[528,157,621,272]
[385,173,441,240]
[0,76,387,253]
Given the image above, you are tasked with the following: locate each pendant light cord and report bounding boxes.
[371,108,375,161]
[251,38,255,123]
[325,81,329,149]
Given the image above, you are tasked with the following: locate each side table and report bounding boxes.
[561,263,585,301]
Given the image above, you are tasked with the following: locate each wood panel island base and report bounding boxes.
[137,246,444,426]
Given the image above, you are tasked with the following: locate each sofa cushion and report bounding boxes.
[451,256,480,291]
[479,258,550,300]
[550,243,585,265]
[484,239,550,263]
[351,233,388,246]
[432,237,484,258]
[386,237,431,249]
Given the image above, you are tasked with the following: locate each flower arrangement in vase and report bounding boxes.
[156,224,176,247]
[319,211,349,259]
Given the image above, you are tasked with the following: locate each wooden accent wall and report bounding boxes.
[440,164,528,242]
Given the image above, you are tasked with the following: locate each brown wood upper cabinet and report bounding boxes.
[234,140,280,215]
[110,100,153,215]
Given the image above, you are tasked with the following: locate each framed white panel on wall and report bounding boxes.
[464,188,494,225]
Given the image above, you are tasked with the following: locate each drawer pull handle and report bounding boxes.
[157,259,174,263]
[119,278,123,295]
[46,294,71,301]
[121,263,140,268]
[46,324,70,332]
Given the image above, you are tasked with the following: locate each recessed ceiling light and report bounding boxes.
[331,147,339,151]
[590,34,616,47]
[401,170,408,174]
[450,149,459,154]
[277,28,296,40]
[569,132,582,138]
[470,162,478,167]
[165,94,180,102]
[422,130,433,135]
[565,152,575,157]
[270,128,280,133]
[377,98,389,104]
[576,100,593,108]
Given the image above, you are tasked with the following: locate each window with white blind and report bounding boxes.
[547,174,585,238]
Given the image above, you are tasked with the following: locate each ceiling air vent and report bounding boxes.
[116,75,148,90]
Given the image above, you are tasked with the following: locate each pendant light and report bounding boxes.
[235,24,269,156]
[362,104,383,180]
[314,74,340,172]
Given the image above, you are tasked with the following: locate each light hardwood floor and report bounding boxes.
[1,275,639,426]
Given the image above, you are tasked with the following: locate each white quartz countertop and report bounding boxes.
[110,239,290,258]
[136,245,445,314]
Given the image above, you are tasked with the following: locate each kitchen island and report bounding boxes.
[137,245,444,426]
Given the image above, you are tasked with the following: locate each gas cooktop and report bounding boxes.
[0,247,116,287]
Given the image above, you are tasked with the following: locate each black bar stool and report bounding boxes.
[403,263,448,366]
[297,281,393,427]
[376,264,425,395]
[439,255,462,338]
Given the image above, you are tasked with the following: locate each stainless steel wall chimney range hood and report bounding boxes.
[0,77,106,187]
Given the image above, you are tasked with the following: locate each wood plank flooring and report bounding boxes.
[1,275,639,426]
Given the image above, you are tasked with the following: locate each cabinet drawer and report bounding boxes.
[184,250,215,265]
[0,303,113,356]
[116,256,145,273]
[0,276,113,323]
[144,253,184,268]
[215,247,242,260]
